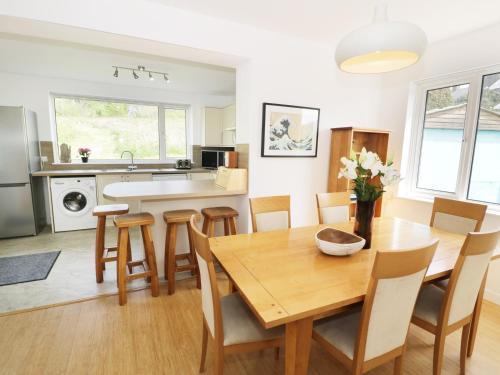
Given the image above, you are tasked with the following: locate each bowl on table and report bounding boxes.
[315,228,365,256]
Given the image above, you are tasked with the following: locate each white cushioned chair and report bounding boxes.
[412,230,499,375]
[249,195,290,233]
[316,192,351,224]
[189,215,284,375]
[430,197,487,356]
[313,241,438,375]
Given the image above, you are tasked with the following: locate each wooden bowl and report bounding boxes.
[315,228,365,256]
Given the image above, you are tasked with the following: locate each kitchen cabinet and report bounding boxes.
[204,104,236,146]
[96,173,152,213]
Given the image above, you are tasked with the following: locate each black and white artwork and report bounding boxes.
[261,103,320,157]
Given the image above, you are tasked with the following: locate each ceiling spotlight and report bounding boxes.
[149,72,154,81]
[132,70,139,79]
[113,67,119,78]
[164,74,170,83]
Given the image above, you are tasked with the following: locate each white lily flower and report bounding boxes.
[380,165,401,186]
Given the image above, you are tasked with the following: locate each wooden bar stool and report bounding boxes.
[163,209,202,295]
[114,212,160,305]
[92,204,130,283]
[201,207,239,237]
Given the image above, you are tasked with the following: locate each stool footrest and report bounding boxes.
[126,259,152,281]
[102,247,118,262]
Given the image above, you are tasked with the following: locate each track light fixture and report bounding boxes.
[112,65,170,84]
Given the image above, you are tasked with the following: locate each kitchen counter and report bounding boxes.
[102,176,248,278]
[32,168,209,177]
[103,179,247,201]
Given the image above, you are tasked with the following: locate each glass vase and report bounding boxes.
[354,200,376,249]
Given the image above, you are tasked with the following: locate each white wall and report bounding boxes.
[0,71,234,147]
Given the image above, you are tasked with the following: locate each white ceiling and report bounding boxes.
[0,34,236,96]
[151,0,500,45]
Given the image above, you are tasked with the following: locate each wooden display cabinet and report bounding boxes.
[327,127,390,217]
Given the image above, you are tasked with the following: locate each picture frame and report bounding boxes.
[261,102,320,157]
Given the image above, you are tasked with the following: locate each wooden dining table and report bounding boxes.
[209,217,498,375]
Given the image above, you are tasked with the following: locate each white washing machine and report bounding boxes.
[50,177,97,232]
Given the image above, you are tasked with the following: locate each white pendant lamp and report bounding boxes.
[335,4,427,74]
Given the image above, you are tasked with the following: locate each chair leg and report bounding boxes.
[117,228,129,306]
[95,216,106,283]
[142,224,160,298]
[166,223,177,295]
[223,218,230,236]
[200,320,208,373]
[433,331,446,375]
[394,354,403,375]
[187,224,201,289]
[461,323,471,375]
[164,224,172,281]
[229,217,237,235]
[214,343,224,375]
[468,274,486,357]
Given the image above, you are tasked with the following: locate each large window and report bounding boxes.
[404,67,500,207]
[54,96,188,162]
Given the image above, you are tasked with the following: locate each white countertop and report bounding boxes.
[32,168,207,177]
[103,179,247,201]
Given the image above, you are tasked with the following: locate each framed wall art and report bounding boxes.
[261,102,320,157]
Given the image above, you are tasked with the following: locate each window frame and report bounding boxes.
[50,93,191,164]
[400,64,500,210]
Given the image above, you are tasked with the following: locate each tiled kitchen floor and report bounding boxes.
[0,227,149,314]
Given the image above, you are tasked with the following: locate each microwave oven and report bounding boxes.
[201,150,225,169]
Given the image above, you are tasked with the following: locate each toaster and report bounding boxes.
[175,159,192,169]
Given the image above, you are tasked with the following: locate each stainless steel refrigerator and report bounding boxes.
[0,106,45,238]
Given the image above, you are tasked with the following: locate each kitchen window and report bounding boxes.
[53,95,188,162]
[402,66,500,207]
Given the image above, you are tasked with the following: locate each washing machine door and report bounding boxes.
[57,189,93,217]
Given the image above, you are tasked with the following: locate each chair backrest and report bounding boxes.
[190,215,223,341]
[354,240,438,364]
[430,197,486,234]
[441,230,499,326]
[316,192,351,224]
[249,195,291,233]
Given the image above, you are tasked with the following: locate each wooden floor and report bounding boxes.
[1,276,499,375]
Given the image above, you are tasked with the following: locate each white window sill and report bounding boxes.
[395,192,500,217]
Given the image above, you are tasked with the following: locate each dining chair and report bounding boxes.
[249,195,291,233]
[189,215,284,375]
[430,197,487,356]
[316,192,351,224]
[412,230,499,375]
[430,197,487,235]
[313,240,439,375]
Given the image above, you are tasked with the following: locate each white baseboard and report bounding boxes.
[485,289,500,306]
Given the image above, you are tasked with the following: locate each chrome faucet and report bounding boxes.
[121,150,137,171]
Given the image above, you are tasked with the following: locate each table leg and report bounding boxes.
[467,272,487,357]
[285,317,313,375]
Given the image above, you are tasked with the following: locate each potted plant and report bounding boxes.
[78,147,91,163]
[338,147,400,248]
